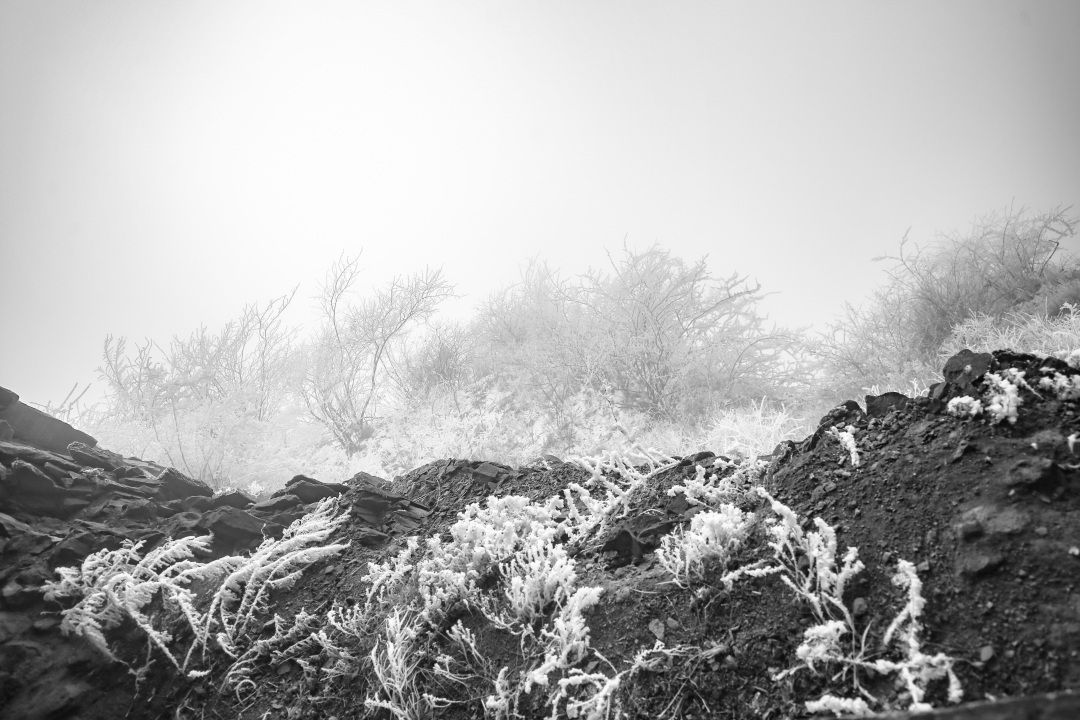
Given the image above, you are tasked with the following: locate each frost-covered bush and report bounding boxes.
[657,505,752,588]
[1037,370,1080,401]
[946,396,983,419]
[983,370,1027,425]
[756,489,961,715]
[42,534,233,677]
[197,497,349,661]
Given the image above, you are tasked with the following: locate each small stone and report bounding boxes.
[723,654,737,668]
[665,617,680,630]
[614,586,632,603]
[1005,457,1056,488]
[959,520,984,541]
[916,560,931,574]
[1035,526,1049,537]
[32,617,60,632]
[852,597,868,618]
[980,645,995,663]
[648,619,665,642]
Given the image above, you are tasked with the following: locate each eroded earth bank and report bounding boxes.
[2,349,1079,719]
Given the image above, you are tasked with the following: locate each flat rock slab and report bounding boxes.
[0,398,97,456]
[152,467,214,501]
[195,506,266,546]
[66,442,128,472]
[273,475,347,504]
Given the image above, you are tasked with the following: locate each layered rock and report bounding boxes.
[0,385,423,720]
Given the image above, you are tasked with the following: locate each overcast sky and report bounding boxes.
[2,1,1079,408]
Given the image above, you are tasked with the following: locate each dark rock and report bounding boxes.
[0,512,42,540]
[765,440,797,461]
[818,400,865,427]
[58,496,92,516]
[943,349,993,386]
[1006,457,1059,489]
[257,508,302,534]
[181,496,216,512]
[471,461,511,481]
[195,507,266,547]
[89,476,157,501]
[31,616,60,633]
[209,490,255,510]
[78,494,153,523]
[110,473,164,496]
[6,460,64,496]
[274,476,347,504]
[0,441,82,473]
[252,494,302,512]
[956,549,1006,577]
[38,462,71,483]
[354,527,390,547]
[1,579,38,609]
[679,451,716,466]
[66,442,127,472]
[1,461,77,518]
[800,401,867,453]
[345,481,420,527]
[348,471,389,488]
[865,392,910,419]
[0,393,97,456]
[159,511,204,538]
[114,465,152,480]
[156,499,186,517]
[153,467,214,501]
[121,499,158,521]
[0,512,58,556]
[50,531,98,566]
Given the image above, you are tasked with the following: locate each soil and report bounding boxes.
[6,349,1080,719]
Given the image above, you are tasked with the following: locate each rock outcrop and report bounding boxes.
[0,388,422,720]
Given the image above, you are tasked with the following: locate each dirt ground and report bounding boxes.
[8,349,1080,719]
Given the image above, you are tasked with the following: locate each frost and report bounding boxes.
[1037,371,1080,401]
[656,505,752,588]
[946,396,983,419]
[825,425,860,467]
[983,371,1026,424]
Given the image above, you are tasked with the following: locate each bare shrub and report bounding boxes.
[300,254,455,456]
[816,206,1079,397]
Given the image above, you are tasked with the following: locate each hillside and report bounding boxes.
[1,349,1079,719]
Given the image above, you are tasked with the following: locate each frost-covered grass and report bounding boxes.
[86,391,812,496]
[42,497,349,679]
[45,446,968,719]
[942,304,1080,359]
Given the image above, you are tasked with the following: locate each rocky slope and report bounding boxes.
[1,350,1079,719]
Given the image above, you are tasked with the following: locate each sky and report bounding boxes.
[2,0,1079,409]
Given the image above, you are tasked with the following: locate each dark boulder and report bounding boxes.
[0,387,97,456]
[66,442,127,473]
[273,475,347,504]
[865,391,910,419]
[252,494,302,512]
[195,507,266,548]
[152,467,214,501]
